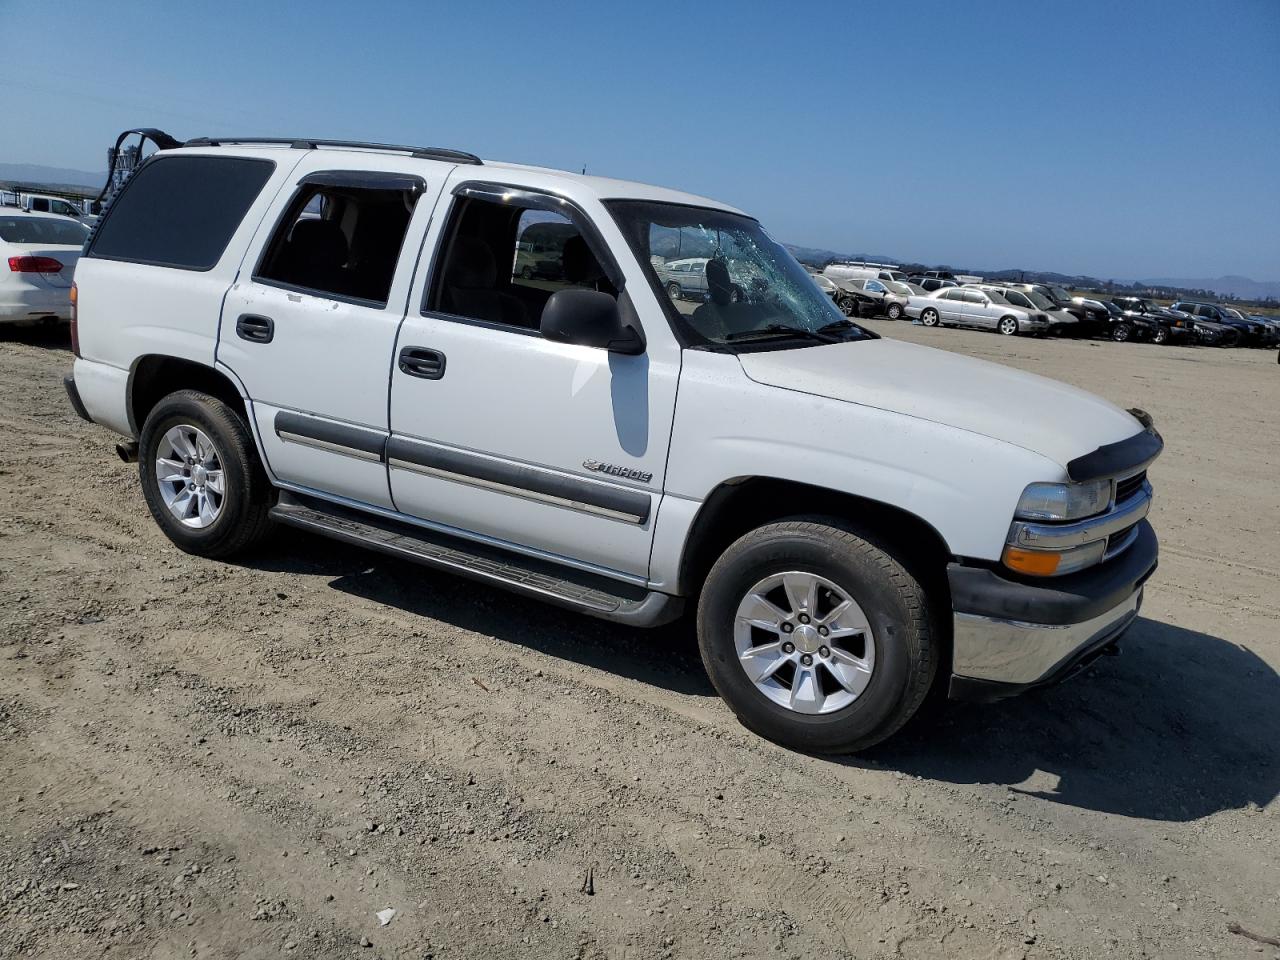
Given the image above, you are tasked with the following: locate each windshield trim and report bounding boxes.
[603,198,875,352]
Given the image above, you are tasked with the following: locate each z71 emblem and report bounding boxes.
[583,460,652,483]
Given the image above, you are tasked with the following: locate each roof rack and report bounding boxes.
[180,137,483,165]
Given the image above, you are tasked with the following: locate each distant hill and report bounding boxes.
[1141,275,1280,301]
[0,162,105,188]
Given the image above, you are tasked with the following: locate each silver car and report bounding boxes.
[908,287,1050,336]
[974,284,1078,336]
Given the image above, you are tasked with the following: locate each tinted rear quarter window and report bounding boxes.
[88,155,274,270]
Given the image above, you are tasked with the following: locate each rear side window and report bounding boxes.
[88,155,274,270]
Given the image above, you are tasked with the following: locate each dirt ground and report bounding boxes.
[1,322,1277,960]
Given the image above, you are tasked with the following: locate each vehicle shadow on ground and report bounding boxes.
[856,616,1280,822]
[252,528,715,698]
[0,324,71,350]
[250,533,1278,821]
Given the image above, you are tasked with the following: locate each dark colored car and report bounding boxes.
[1109,297,1198,345]
[1099,300,1160,342]
[1171,301,1272,347]
[907,275,959,292]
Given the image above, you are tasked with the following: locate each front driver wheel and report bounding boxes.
[920,308,940,327]
[998,316,1019,336]
[138,390,275,559]
[697,519,935,754]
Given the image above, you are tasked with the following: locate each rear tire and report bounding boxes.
[697,519,936,754]
[920,308,940,327]
[138,390,275,559]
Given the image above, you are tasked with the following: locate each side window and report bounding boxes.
[963,290,985,303]
[53,200,78,217]
[255,179,418,306]
[89,155,275,270]
[866,280,885,293]
[30,198,50,212]
[428,193,617,332]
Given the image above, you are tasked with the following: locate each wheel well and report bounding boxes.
[128,356,248,434]
[679,478,955,663]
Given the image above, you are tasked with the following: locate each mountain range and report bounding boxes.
[1139,276,1280,301]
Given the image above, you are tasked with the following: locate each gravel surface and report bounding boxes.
[1,322,1277,959]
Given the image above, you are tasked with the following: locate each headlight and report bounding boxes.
[1015,480,1111,521]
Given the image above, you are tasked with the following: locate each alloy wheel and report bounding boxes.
[733,571,876,715]
[154,424,225,529]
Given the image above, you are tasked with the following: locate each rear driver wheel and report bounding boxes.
[138,390,275,559]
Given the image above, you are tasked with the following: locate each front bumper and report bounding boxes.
[947,520,1158,700]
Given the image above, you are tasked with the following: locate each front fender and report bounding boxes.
[649,351,1063,590]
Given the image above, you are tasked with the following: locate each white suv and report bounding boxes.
[65,132,1161,753]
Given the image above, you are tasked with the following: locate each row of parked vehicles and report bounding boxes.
[809,262,1280,348]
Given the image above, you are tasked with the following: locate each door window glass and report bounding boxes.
[256,180,417,305]
[428,194,616,331]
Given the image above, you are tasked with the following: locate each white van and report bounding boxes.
[822,261,907,283]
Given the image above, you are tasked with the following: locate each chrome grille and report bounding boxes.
[1115,471,1146,504]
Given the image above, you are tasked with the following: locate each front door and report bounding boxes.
[388,179,679,579]
[217,158,444,508]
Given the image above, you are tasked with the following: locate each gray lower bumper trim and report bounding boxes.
[951,587,1142,686]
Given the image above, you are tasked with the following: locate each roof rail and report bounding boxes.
[180,137,483,165]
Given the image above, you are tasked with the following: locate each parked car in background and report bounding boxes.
[840,278,910,319]
[831,281,879,318]
[1218,306,1280,347]
[1246,313,1280,341]
[660,257,712,301]
[0,210,89,325]
[908,275,959,292]
[975,284,1078,337]
[822,261,908,283]
[809,272,839,299]
[1109,297,1197,345]
[1001,283,1107,337]
[1171,301,1271,347]
[1094,299,1160,343]
[910,287,1050,336]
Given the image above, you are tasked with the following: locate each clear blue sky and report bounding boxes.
[1,0,1276,281]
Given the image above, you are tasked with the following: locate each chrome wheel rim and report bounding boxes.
[922,310,937,326]
[888,304,901,319]
[733,571,876,715]
[155,424,224,529]
[1000,318,1017,335]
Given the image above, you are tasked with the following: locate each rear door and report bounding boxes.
[217,156,447,508]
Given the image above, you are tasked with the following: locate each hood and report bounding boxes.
[738,338,1144,469]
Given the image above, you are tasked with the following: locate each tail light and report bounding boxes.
[7,255,64,273]
[69,282,80,357]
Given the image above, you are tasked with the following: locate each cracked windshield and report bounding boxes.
[609,200,868,347]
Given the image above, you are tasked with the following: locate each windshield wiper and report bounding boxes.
[817,318,866,338]
[723,323,841,344]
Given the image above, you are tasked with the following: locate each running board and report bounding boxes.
[269,495,683,627]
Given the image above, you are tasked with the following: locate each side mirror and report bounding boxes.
[540,289,645,355]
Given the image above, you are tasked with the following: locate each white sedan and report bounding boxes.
[905,286,1051,336]
[0,210,89,325]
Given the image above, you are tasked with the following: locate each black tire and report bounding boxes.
[1152,325,1169,345]
[520,266,533,279]
[886,302,903,320]
[666,281,682,301]
[998,316,1019,336]
[1221,330,1240,347]
[138,390,275,559]
[920,308,940,327]
[696,519,936,754]
[1112,322,1132,343]
[837,296,859,318]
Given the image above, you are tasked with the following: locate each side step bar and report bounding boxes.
[269,495,683,628]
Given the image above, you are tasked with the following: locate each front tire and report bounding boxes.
[838,296,859,318]
[1152,325,1169,345]
[138,390,275,559]
[697,519,935,754]
[1112,322,1132,342]
[920,308,940,327]
[886,302,903,320]
[998,316,1019,336]
[666,281,682,301]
